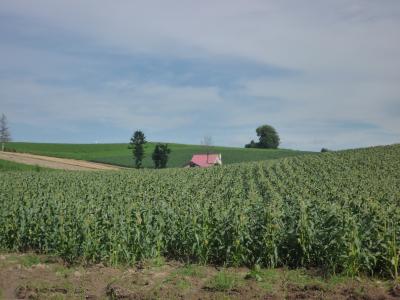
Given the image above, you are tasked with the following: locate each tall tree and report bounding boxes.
[245,124,280,149]
[201,135,213,148]
[0,114,11,151]
[152,143,171,169]
[201,135,213,163]
[129,130,147,168]
[256,124,280,149]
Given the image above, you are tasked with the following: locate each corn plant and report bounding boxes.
[0,144,399,277]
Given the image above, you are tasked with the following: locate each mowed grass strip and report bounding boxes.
[6,142,311,168]
[0,159,48,172]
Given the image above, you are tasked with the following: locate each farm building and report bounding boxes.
[185,154,222,168]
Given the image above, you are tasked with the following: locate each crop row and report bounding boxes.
[0,144,399,277]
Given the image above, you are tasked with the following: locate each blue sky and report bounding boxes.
[0,1,399,150]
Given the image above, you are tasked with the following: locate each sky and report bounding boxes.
[0,1,399,151]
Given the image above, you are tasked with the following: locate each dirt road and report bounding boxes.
[0,151,123,171]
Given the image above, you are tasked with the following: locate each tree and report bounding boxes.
[256,124,280,149]
[244,124,280,149]
[201,135,214,163]
[321,148,330,153]
[201,135,213,148]
[245,140,257,148]
[129,130,147,168]
[201,135,213,154]
[0,114,11,151]
[152,143,171,169]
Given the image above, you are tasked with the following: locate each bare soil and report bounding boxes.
[0,253,399,300]
[0,152,123,171]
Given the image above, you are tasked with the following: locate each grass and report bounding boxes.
[176,265,206,278]
[53,265,75,279]
[205,271,241,291]
[0,159,46,172]
[175,278,191,290]
[1,252,397,299]
[0,253,42,268]
[6,142,311,168]
[163,273,192,291]
[245,264,264,282]
[256,269,282,292]
[18,254,42,268]
[143,256,166,268]
[284,268,327,289]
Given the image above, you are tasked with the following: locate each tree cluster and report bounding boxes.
[245,124,280,149]
[129,130,171,169]
[152,143,171,169]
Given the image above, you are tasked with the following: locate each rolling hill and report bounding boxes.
[6,142,311,168]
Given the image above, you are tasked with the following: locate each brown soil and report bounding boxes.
[0,152,123,171]
[0,253,399,300]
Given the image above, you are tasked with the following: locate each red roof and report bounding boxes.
[190,154,221,167]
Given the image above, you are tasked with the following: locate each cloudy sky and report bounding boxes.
[0,1,399,150]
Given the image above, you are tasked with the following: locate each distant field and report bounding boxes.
[0,158,47,172]
[6,142,311,168]
[1,144,399,276]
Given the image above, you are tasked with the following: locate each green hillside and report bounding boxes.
[6,142,311,168]
[0,159,47,172]
[1,144,399,277]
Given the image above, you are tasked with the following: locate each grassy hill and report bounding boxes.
[0,159,47,172]
[1,144,399,276]
[6,142,311,168]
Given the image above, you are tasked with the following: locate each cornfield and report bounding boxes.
[1,144,399,277]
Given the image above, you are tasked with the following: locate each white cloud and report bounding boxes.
[0,78,222,131]
[0,0,399,149]
[2,1,399,70]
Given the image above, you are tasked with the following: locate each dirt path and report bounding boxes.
[1,253,398,300]
[0,151,123,171]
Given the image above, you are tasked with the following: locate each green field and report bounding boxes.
[0,159,47,172]
[1,144,399,278]
[6,142,311,168]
